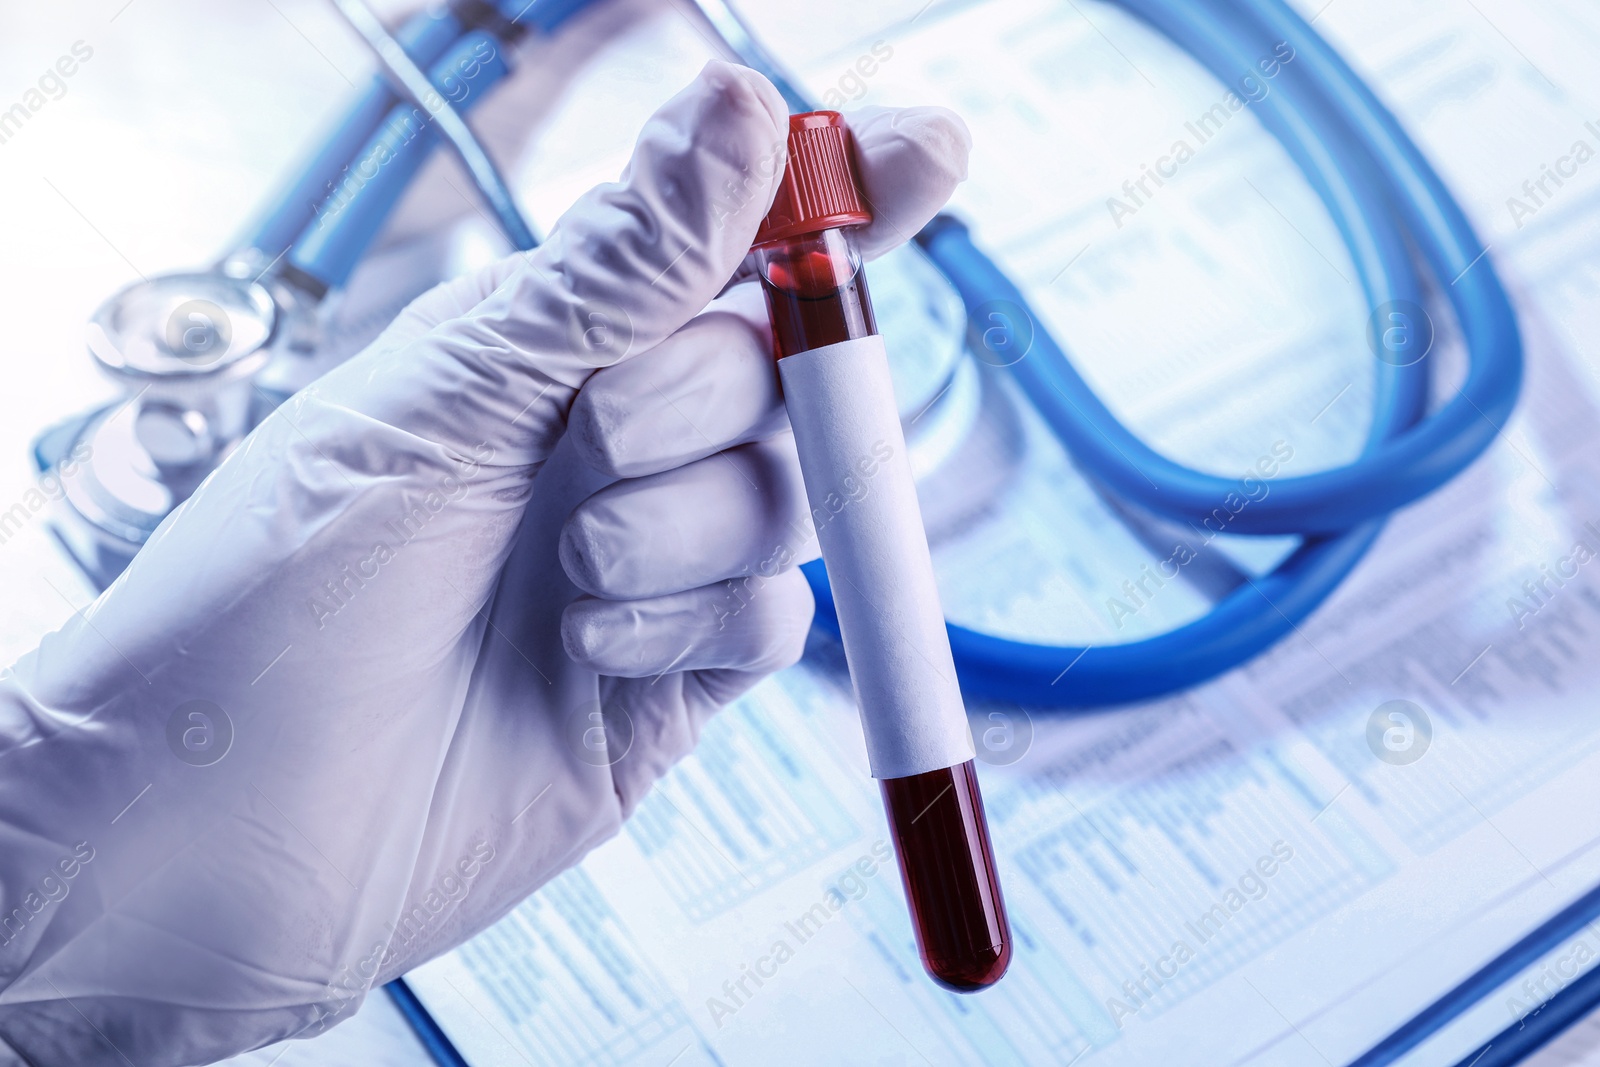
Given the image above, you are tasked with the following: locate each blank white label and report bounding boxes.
[780,335,973,779]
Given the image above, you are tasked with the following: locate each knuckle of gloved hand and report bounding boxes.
[558,504,618,597]
[568,385,634,478]
[559,491,686,599]
[559,596,617,667]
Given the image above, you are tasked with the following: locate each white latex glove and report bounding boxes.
[0,64,969,1066]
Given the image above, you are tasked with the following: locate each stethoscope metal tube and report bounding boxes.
[329,0,538,254]
[283,28,519,295]
[233,6,471,266]
[236,0,593,266]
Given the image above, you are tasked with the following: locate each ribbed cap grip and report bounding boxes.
[753,111,872,247]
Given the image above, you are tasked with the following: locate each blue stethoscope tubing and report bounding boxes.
[817,0,1522,707]
[241,1,1540,1063]
[242,0,1520,711]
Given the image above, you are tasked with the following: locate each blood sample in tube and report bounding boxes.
[750,111,1011,991]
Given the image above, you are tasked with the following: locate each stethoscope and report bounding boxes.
[33,0,1522,711]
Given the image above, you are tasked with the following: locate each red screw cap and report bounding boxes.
[752,111,873,248]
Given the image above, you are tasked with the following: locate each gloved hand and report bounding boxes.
[0,63,969,1066]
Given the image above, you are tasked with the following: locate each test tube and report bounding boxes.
[750,111,1011,991]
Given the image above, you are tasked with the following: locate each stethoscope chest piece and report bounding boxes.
[35,272,279,584]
